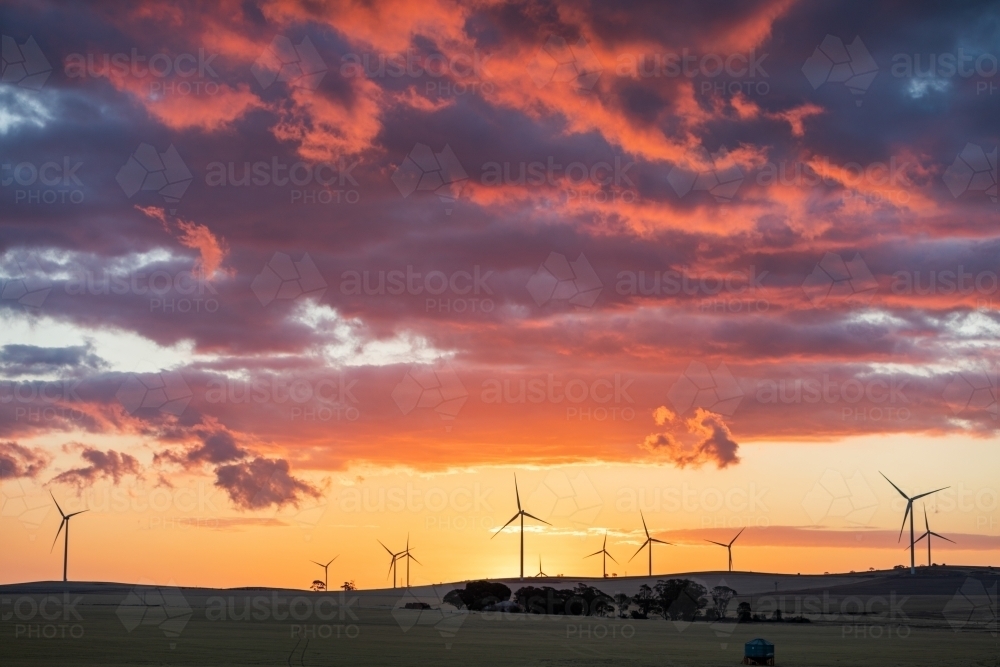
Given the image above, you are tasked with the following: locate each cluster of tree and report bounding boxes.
[737,604,811,624]
[443,581,512,611]
[614,581,739,622]
[513,584,614,616]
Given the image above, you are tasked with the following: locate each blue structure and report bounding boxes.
[743,638,775,665]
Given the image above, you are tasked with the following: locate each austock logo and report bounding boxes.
[251,35,327,91]
[391,143,468,214]
[942,578,998,635]
[392,585,469,649]
[942,364,998,420]
[526,252,602,308]
[667,146,744,202]
[116,582,193,649]
[0,253,52,308]
[116,143,193,205]
[667,361,743,417]
[251,252,327,306]
[801,252,877,306]
[116,371,192,416]
[943,143,997,203]
[526,471,604,526]
[1,35,51,89]
[528,35,603,91]
[801,469,879,526]
[392,364,469,423]
[802,35,878,106]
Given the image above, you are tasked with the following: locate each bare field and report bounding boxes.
[2,568,997,666]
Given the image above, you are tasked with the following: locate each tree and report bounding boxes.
[736,601,752,622]
[631,584,657,619]
[710,586,737,619]
[655,579,707,621]
[341,580,356,591]
[613,593,631,619]
[445,581,512,611]
[310,580,326,592]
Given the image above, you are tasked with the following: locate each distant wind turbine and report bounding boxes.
[378,539,404,588]
[585,531,618,578]
[880,473,948,574]
[50,492,88,582]
[706,527,745,572]
[492,474,551,580]
[628,511,671,576]
[534,555,548,578]
[310,556,338,591]
[913,504,955,567]
[401,534,421,587]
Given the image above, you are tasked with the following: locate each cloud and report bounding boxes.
[214,457,322,510]
[50,446,142,487]
[0,344,105,376]
[135,206,228,277]
[0,441,51,478]
[640,407,741,469]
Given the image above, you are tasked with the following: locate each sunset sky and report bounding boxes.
[1,0,998,590]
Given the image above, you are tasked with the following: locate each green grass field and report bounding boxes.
[2,568,998,666]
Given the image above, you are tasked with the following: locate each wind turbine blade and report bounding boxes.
[514,473,521,511]
[730,527,746,546]
[912,533,928,545]
[521,511,551,526]
[650,538,672,545]
[923,505,930,532]
[606,552,619,564]
[407,553,422,565]
[492,513,521,538]
[50,518,66,553]
[628,540,649,562]
[377,539,395,556]
[49,492,66,519]
[311,560,325,567]
[603,531,608,548]
[326,556,338,566]
[898,502,911,542]
[879,472,910,500]
[930,532,955,544]
[640,510,650,539]
[912,487,949,501]
[584,550,603,558]
[67,510,88,518]
[706,540,728,547]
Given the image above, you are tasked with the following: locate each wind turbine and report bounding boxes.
[913,504,955,567]
[534,555,548,578]
[310,556,338,591]
[401,534,421,587]
[492,474,551,580]
[50,492,88,582]
[378,539,404,588]
[705,527,745,572]
[585,531,618,578]
[628,511,671,576]
[880,473,948,574]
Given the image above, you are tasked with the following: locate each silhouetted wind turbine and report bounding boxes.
[310,556,337,591]
[378,539,404,588]
[401,534,421,587]
[628,511,671,576]
[534,555,548,578]
[585,531,618,578]
[50,492,88,582]
[913,504,955,567]
[492,474,551,580]
[706,527,745,572]
[880,473,948,574]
